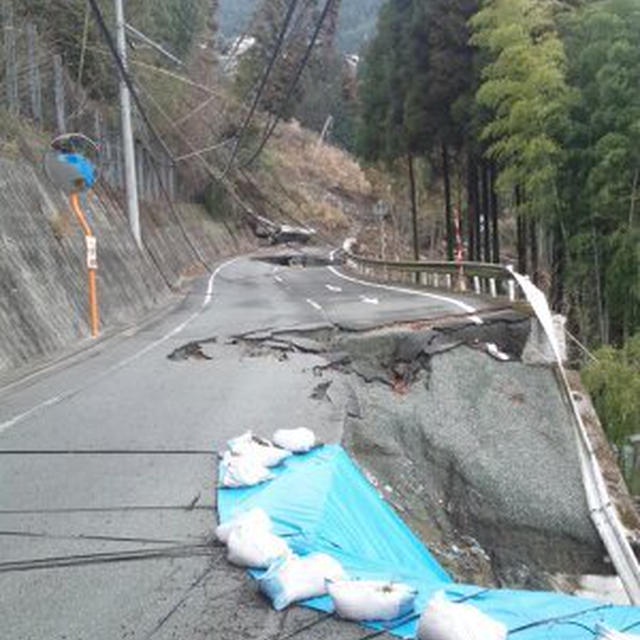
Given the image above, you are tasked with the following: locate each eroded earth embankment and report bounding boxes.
[231,313,609,591]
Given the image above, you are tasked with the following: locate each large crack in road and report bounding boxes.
[201,313,612,593]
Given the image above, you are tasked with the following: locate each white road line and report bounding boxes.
[305,298,323,311]
[326,284,342,293]
[327,265,483,325]
[360,296,379,305]
[0,257,239,435]
[274,275,284,283]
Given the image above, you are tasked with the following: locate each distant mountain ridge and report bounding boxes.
[218,0,384,53]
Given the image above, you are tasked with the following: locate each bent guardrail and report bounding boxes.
[339,245,640,603]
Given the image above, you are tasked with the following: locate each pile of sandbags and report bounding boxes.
[219,429,318,489]
[216,428,431,628]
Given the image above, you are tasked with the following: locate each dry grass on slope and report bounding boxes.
[252,120,376,235]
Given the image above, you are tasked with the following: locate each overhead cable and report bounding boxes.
[220,0,301,178]
[244,0,337,167]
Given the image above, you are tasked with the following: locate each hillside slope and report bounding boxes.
[218,0,384,52]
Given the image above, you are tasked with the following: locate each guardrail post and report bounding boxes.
[473,275,481,295]
[434,274,439,288]
[420,272,427,286]
[446,274,452,290]
[508,279,516,302]
[489,278,497,298]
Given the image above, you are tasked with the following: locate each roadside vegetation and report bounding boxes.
[583,333,640,447]
[355,0,639,470]
[357,0,639,351]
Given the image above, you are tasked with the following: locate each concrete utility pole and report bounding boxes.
[114,0,141,248]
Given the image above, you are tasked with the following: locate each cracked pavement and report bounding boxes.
[0,252,505,639]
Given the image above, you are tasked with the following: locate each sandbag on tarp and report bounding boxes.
[218,445,450,638]
[216,445,640,639]
[596,625,640,639]
[259,553,346,610]
[328,579,418,622]
[218,445,450,584]
[411,582,640,639]
[417,591,506,640]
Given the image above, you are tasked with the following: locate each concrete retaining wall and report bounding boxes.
[0,157,254,377]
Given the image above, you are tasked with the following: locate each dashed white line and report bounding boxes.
[360,296,379,305]
[326,284,342,293]
[0,257,239,435]
[305,298,323,311]
[327,265,483,324]
[274,275,284,283]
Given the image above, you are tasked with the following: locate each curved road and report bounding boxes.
[0,253,493,640]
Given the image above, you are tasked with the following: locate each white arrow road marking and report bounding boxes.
[326,284,342,293]
[360,295,379,305]
[306,298,323,311]
[327,265,483,325]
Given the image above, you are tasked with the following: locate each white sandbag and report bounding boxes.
[228,431,291,467]
[417,591,507,640]
[596,626,640,640]
[327,580,417,622]
[227,524,290,569]
[216,507,272,544]
[259,553,346,610]
[220,451,273,488]
[272,428,316,453]
[485,343,510,361]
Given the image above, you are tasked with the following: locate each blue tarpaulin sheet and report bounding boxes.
[217,444,640,638]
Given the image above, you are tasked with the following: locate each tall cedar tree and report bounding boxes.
[360,0,495,263]
[357,0,421,260]
[406,0,481,261]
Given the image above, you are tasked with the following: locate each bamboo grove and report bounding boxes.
[356,0,640,349]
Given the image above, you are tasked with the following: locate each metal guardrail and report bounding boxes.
[510,269,640,604]
[343,251,521,301]
[342,246,640,601]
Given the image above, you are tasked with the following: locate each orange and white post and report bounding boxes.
[454,207,466,292]
[69,192,99,338]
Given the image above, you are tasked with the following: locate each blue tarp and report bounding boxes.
[217,444,640,638]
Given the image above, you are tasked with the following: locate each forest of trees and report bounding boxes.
[18,0,211,100]
[356,0,639,352]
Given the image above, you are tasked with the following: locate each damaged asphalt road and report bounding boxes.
[0,252,609,639]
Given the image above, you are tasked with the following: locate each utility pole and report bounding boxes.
[114,0,141,248]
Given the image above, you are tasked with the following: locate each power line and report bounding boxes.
[129,73,262,236]
[220,0,301,178]
[86,0,217,272]
[86,0,173,160]
[244,0,337,168]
